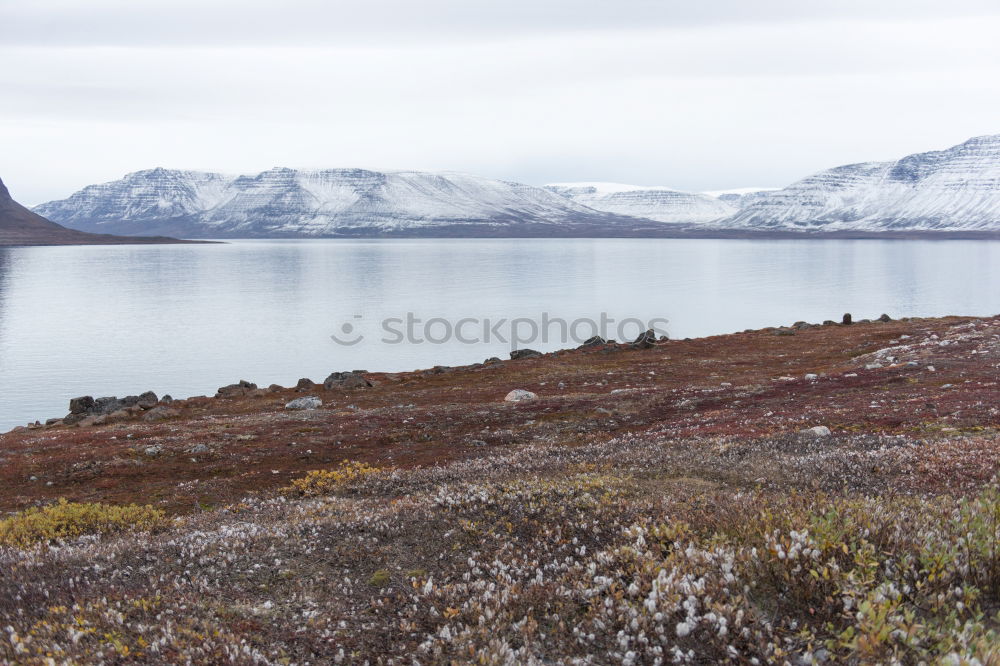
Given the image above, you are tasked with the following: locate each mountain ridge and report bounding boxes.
[33,167,675,238]
[31,134,1000,237]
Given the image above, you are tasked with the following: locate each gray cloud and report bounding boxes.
[2,0,999,46]
[1,2,998,206]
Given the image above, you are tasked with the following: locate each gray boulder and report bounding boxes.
[631,329,657,349]
[510,349,542,360]
[324,371,372,389]
[216,380,257,398]
[286,396,323,410]
[137,391,158,409]
[504,389,538,402]
[142,406,179,422]
[69,396,95,414]
[800,425,832,438]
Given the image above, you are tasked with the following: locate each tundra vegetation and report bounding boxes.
[1,316,998,663]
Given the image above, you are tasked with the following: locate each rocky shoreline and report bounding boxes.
[2,312,997,513]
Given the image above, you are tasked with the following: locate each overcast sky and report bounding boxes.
[2,0,1000,205]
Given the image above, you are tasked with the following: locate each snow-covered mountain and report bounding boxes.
[33,134,1000,237]
[720,135,1000,231]
[545,182,736,224]
[35,168,660,238]
[701,188,779,209]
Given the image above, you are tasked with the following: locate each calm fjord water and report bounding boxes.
[1,238,998,432]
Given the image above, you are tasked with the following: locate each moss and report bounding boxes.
[368,570,391,587]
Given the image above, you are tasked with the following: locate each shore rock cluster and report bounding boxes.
[61,391,163,426]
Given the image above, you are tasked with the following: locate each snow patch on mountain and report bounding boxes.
[545,182,735,224]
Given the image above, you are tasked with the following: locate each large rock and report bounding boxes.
[286,396,322,410]
[69,396,95,414]
[800,425,832,439]
[509,349,542,360]
[216,380,257,398]
[504,389,538,402]
[324,371,372,390]
[631,329,657,349]
[142,406,179,421]
[136,391,159,409]
[579,336,606,348]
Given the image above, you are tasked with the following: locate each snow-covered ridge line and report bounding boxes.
[34,167,661,238]
[544,182,736,224]
[720,134,1000,232]
[33,133,1000,236]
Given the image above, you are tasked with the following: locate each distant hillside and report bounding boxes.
[1,176,197,246]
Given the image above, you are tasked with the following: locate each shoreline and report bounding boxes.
[2,312,997,513]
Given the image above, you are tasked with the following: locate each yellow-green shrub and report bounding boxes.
[285,460,381,496]
[0,499,167,548]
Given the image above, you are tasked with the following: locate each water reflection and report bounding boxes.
[0,239,998,431]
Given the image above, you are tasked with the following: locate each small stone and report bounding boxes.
[509,348,542,360]
[143,445,163,456]
[504,389,537,402]
[822,320,836,326]
[285,396,323,410]
[865,363,883,370]
[804,373,818,380]
[842,313,853,325]
[470,439,488,447]
[800,425,832,438]
[483,357,502,365]
[775,329,795,336]
[267,384,284,392]
[188,443,210,454]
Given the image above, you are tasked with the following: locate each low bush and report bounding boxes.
[0,499,166,548]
